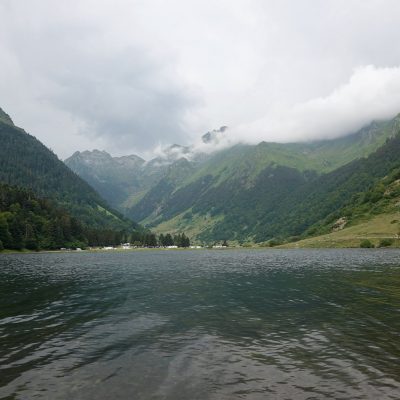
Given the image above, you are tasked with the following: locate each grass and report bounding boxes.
[279,212,400,248]
[150,210,223,242]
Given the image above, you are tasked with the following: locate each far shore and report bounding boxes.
[1,244,400,255]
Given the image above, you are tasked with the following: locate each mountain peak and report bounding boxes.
[201,126,228,144]
[0,107,14,126]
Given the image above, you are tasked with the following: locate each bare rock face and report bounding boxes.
[0,107,14,126]
[332,217,347,231]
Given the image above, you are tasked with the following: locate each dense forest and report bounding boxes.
[0,183,84,250]
[0,183,191,251]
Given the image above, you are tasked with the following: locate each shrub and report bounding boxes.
[378,238,394,248]
[0,239,3,251]
[360,239,374,248]
[269,239,283,247]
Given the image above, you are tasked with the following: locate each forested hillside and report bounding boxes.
[0,107,138,231]
[132,120,400,243]
[148,133,400,243]
[244,133,400,242]
[0,183,153,250]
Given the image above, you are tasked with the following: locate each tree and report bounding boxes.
[130,231,142,244]
[24,223,39,250]
[0,216,12,248]
[9,216,25,250]
[143,233,157,247]
[378,238,394,248]
[176,233,190,248]
[165,233,174,246]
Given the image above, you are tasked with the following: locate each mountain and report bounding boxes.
[0,108,13,126]
[0,107,139,232]
[65,150,147,209]
[245,132,400,243]
[278,162,400,249]
[65,115,400,243]
[65,144,198,213]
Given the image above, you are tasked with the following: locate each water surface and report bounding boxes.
[1,249,400,399]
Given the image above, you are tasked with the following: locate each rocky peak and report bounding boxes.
[201,126,228,144]
[0,107,14,126]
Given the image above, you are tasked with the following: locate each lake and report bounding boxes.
[1,249,400,399]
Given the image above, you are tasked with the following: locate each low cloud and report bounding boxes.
[230,65,400,145]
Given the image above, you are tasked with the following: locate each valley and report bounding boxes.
[65,115,400,246]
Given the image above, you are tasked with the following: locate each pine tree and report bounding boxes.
[165,233,174,246]
[180,233,190,247]
[0,217,12,248]
[9,216,25,250]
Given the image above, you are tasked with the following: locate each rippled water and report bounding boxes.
[1,249,400,399]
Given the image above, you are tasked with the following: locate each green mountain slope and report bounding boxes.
[178,116,400,188]
[247,133,400,242]
[277,167,400,249]
[128,117,400,242]
[65,114,400,243]
[66,117,399,222]
[0,107,138,231]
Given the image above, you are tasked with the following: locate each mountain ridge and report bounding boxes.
[65,114,400,243]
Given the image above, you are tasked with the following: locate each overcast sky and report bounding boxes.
[1,0,400,159]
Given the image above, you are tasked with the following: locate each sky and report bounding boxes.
[1,0,400,159]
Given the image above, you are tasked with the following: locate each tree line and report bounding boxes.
[0,184,140,251]
[0,183,191,251]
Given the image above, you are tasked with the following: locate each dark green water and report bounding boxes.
[1,249,400,399]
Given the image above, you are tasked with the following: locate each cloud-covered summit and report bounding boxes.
[1,0,400,158]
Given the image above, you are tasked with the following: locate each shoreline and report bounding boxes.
[1,245,400,255]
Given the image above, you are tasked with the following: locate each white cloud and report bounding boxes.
[1,0,400,158]
[231,65,400,144]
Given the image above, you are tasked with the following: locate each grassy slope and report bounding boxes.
[180,116,400,189]
[278,213,400,248]
[150,210,223,243]
[143,117,400,237]
[278,164,400,248]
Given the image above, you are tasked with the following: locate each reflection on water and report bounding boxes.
[1,249,400,399]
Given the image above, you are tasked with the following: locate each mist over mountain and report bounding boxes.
[65,114,400,243]
[3,2,400,158]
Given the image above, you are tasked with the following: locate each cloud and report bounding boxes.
[231,65,400,144]
[0,0,198,156]
[1,1,400,158]
[48,48,197,151]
